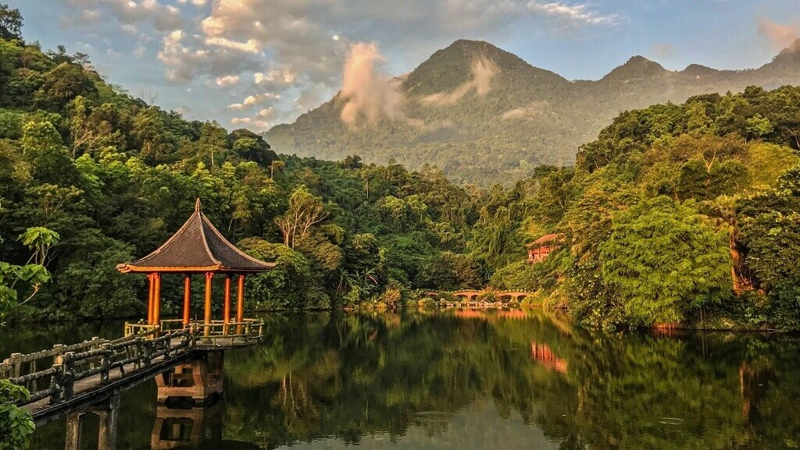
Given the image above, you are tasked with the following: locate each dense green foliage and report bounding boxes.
[0,30,483,321]
[0,379,34,450]
[485,86,800,329]
[268,39,800,186]
[1,13,800,332]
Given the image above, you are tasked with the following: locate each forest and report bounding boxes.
[1,6,800,331]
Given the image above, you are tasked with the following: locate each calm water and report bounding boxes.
[3,310,800,449]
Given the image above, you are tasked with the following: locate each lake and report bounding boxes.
[4,310,800,449]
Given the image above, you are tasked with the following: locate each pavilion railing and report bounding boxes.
[1,329,191,408]
[123,318,264,345]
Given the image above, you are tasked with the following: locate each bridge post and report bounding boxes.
[9,353,21,378]
[58,352,76,400]
[100,343,112,384]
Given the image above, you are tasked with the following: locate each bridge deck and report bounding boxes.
[24,337,189,426]
[21,333,261,426]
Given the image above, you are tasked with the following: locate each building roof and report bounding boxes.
[117,199,275,274]
[526,233,562,248]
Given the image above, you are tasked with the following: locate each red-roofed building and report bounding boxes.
[526,233,563,264]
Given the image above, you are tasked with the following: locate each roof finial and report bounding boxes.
[195,198,201,212]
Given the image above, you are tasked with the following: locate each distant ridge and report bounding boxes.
[267,38,800,186]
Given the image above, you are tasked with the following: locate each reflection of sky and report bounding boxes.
[274,401,559,450]
[6,0,800,132]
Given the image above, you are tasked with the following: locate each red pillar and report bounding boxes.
[204,272,213,337]
[236,274,245,334]
[147,273,155,324]
[183,274,192,327]
[153,273,162,327]
[223,275,232,335]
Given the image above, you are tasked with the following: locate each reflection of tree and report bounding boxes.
[219,312,800,450]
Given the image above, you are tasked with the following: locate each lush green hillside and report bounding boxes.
[477,85,800,329]
[2,6,800,332]
[0,29,483,322]
[267,39,800,186]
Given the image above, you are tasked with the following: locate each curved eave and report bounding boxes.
[116,263,275,274]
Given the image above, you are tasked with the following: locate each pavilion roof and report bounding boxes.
[117,199,275,274]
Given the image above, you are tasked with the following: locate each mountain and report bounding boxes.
[266,39,800,186]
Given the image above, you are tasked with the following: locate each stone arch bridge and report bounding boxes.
[427,290,534,302]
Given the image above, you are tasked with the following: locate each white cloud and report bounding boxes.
[205,36,261,53]
[65,0,183,31]
[526,1,618,27]
[216,75,240,87]
[227,93,280,110]
[254,69,296,85]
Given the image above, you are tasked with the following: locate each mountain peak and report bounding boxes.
[402,39,566,96]
[763,38,800,70]
[681,63,720,78]
[603,55,667,82]
[776,38,800,59]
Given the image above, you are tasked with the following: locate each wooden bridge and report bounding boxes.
[0,320,263,427]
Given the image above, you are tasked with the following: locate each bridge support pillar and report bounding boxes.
[65,413,84,450]
[64,394,121,450]
[156,350,224,404]
[96,395,120,450]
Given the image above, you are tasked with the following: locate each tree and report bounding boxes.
[237,237,327,309]
[1,228,59,323]
[0,380,34,450]
[599,196,732,326]
[269,159,285,179]
[0,3,22,40]
[230,129,277,167]
[0,227,57,450]
[198,122,229,168]
[275,185,329,249]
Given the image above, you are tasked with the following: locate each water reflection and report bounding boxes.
[18,310,800,449]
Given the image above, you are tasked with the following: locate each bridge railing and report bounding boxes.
[189,319,264,346]
[0,337,108,392]
[2,330,192,407]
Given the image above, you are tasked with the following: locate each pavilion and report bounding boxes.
[117,199,274,338]
[526,233,564,264]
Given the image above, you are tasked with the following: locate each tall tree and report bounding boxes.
[275,185,329,249]
[0,3,22,40]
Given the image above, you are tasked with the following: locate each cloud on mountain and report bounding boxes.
[758,19,799,50]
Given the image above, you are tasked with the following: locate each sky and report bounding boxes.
[7,0,800,133]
